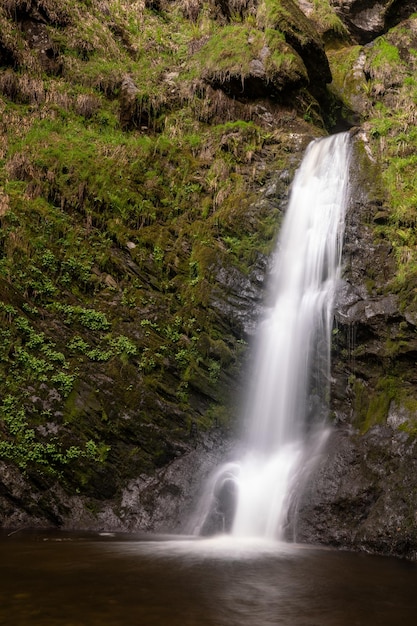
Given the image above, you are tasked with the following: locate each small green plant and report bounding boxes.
[208,359,221,382]
[48,304,110,330]
[0,395,106,472]
[107,335,137,363]
[51,372,76,396]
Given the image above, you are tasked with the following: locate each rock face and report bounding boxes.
[0,430,232,533]
[199,20,310,100]
[295,426,417,560]
[293,131,417,560]
[329,0,417,42]
[0,146,302,532]
[2,0,323,535]
[270,0,332,89]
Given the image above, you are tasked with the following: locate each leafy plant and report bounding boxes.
[0,395,105,473]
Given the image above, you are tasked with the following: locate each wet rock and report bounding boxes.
[118,430,233,533]
[296,427,417,559]
[0,461,62,528]
[211,258,267,337]
[335,287,399,325]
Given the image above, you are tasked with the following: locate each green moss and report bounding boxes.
[191,23,304,87]
[351,370,417,437]
[399,420,417,438]
[352,376,398,433]
[309,0,348,40]
[327,45,364,110]
[0,393,106,475]
[366,37,402,75]
[258,0,317,44]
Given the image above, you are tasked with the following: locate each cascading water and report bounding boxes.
[194,132,351,541]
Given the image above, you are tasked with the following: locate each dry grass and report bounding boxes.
[180,0,203,22]
[108,0,145,24]
[3,0,74,25]
[65,16,122,60]
[74,93,101,119]
[44,82,72,110]
[0,190,10,218]
[5,152,37,183]
[187,82,255,124]
[0,71,45,104]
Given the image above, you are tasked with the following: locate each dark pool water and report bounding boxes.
[1,531,417,625]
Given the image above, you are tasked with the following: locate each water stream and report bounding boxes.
[195,132,351,539]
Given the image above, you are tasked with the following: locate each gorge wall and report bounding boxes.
[2,0,417,559]
[295,5,417,559]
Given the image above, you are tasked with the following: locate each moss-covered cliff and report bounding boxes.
[0,0,332,528]
[2,0,417,556]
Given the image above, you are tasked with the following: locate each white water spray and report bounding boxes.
[195,132,351,540]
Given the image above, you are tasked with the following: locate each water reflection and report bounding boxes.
[1,532,417,625]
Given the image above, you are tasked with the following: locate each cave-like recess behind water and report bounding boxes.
[195,132,352,539]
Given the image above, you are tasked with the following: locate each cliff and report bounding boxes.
[297,6,417,559]
[1,0,417,558]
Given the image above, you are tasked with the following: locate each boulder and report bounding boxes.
[329,0,417,43]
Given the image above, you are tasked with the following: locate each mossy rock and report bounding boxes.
[194,24,308,99]
[257,0,332,86]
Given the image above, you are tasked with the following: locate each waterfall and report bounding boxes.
[194,132,351,540]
